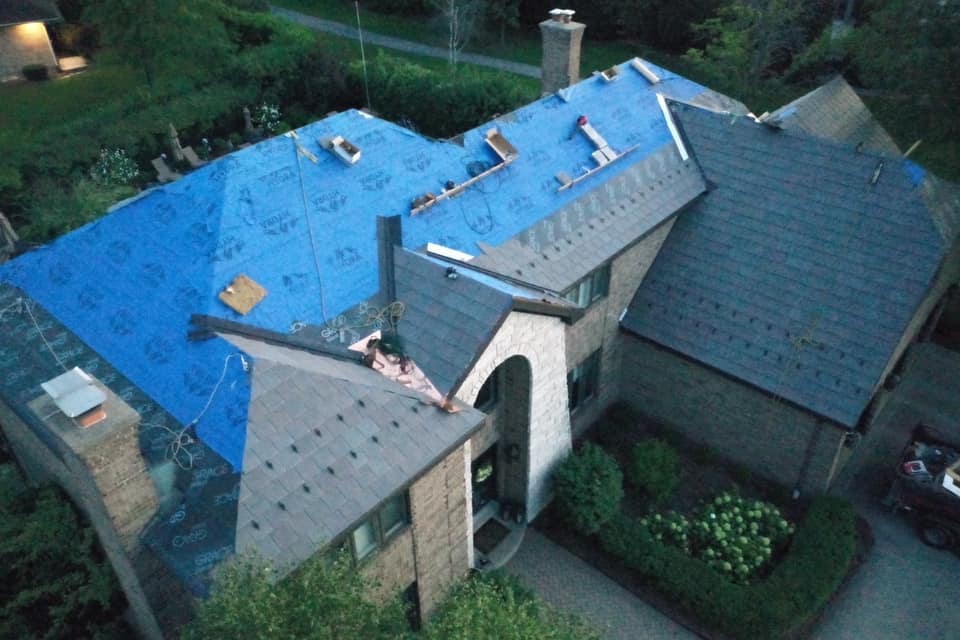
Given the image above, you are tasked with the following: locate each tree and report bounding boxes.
[851,0,960,133]
[0,469,127,639]
[422,572,599,640]
[684,0,810,95]
[183,553,410,640]
[85,0,232,89]
[432,0,481,67]
[482,0,520,46]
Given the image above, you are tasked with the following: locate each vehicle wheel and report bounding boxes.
[919,520,954,549]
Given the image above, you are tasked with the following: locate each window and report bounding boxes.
[350,492,410,560]
[473,371,499,411]
[567,350,601,413]
[563,264,610,307]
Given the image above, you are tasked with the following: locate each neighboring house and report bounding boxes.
[0,0,60,81]
[0,10,957,639]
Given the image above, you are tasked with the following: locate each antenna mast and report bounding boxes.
[356,2,372,112]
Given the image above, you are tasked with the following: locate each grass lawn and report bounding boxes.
[0,65,143,134]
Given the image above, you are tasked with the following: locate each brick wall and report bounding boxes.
[361,527,416,604]
[538,17,585,94]
[566,221,675,436]
[619,335,848,494]
[0,24,56,81]
[0,393,170,639]
[408,443,471,617]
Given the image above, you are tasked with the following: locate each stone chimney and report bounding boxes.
[539,8,586,95]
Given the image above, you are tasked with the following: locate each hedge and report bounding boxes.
[597,496,857,640]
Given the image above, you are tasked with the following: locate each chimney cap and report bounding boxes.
[40,367,106,418]
[549,8,575,22]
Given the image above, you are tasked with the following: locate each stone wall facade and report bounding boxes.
[0,24,56,81]
[619,335,849,494]
[566,220,675,436]
[457,311,571,522]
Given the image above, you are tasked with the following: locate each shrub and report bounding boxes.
[553,443,623,535]
[22,64,49,81]
[642,492,794,583]
[628,438,680,504]
[598,496,857,640]
[90,147,140,185]
[423,571,599,640]
[252,103,281,133]
[347,55,536,139]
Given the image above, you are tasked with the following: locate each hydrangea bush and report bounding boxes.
[254,103,281,133]
[641,492,794,583]
[90,148,139,186]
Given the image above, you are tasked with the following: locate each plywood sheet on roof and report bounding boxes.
[219,274,267,315]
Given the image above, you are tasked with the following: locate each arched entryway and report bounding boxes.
[467,355,531,564]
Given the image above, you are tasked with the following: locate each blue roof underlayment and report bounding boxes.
[0,60,706,472]
[0,60,710,590]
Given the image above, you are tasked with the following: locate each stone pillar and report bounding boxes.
[539,10,586,95]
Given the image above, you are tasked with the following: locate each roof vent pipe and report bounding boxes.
[540,9,585,95]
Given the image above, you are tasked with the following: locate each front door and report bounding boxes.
[471,444,498,515]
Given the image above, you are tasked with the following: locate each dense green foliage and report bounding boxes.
[627,438,679,504]
[0,467,127,640]
[422,572,599,640]
[598,496,857,639]
[187,557,597,640]
[348,54,536,138]
[553,443,623,536]
[183,553,410,640]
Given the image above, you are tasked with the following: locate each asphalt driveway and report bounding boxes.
[818,342,960,639]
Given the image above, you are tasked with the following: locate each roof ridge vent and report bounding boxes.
[410,129,519,215]
[596,65,621,83]
[320,135,362,166]
[630,58,660,85]
[40,367,107,425]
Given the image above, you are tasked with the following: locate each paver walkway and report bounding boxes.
[506,530,698,640]
[271,6,541,78]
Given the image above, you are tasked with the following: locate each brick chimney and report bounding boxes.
[539,8,586,95]
[24,374,164,640]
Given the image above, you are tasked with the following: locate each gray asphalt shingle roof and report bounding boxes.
[471,142,706,292]
[0,0,61,26]
[622,103,948,427]
[765,76,901,156]
[228,338,485,570]
[394,248,514,395]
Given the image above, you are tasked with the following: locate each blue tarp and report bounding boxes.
[0,60,708,472]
